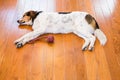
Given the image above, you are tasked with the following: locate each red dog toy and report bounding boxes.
[28,35,54,44]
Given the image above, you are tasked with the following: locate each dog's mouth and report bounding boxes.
[17,19,33,26]
[17,20,25,24]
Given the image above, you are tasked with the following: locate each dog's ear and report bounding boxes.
[29,11,38,19]
[29,11,42,22]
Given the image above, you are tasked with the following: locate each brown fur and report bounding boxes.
[24,11,37,21]
[85,14,99,29]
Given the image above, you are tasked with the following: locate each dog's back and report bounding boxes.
[33,11,90,33]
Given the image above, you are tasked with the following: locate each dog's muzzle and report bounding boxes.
[17,20,25,24]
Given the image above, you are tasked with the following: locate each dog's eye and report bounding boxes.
[26,12,30,16]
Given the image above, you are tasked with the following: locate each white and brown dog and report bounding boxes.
[15,10,107,51]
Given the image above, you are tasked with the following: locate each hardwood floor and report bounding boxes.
[0,0,120,80]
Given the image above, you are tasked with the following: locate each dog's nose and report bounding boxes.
[17,20,20,23]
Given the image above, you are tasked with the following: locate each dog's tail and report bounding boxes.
[94,29,107,45]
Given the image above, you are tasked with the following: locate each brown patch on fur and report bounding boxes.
[85,14,99,29]
[24,11,38,20]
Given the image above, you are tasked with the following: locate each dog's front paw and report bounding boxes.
[14,40,24,48]
[16,42,23,48]
[14,39,21,44]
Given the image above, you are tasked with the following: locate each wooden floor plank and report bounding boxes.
[53,35,65,80]
[63,34,77,80]
[29,42,48,80]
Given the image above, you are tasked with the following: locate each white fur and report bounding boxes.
[94,29,107,45]
[15,11,107,50]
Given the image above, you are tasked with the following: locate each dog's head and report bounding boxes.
[17,10,42,25]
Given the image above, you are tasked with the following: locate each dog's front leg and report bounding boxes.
[14,30,44,48]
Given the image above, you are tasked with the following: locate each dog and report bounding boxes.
[15,10,107,51]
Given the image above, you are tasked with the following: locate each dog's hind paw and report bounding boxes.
[88,46,94,51]
[82,47,87,51]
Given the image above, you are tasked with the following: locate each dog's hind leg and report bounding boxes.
[82,32,96,51]
[73,31,90,51]
[88,35,96,51]
[74,30,96,51]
